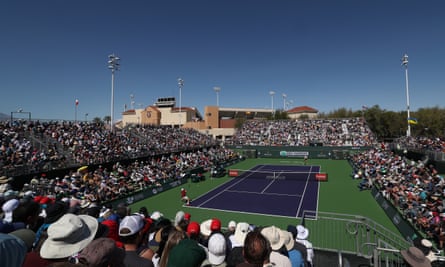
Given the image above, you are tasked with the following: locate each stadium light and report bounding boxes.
[10,109,31,126]
[282,93,287,110]
[214,86,221,107]
[269,91,275,116]
[108,54,120,132]
[401,53,411,137]
[178,78,184,126]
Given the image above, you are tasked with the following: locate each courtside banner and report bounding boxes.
[229,169,239,177]
[315,173,328,181]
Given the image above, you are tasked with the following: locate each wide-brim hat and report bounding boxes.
[401,247,431,267]
[261,226,284,250]
[200,219,212,236]
[296,225,309,240]
[234,222,250,245]
[0,176,8,184]
[78,237,125,267]
[40,213,98,259]
[280,229,295,251]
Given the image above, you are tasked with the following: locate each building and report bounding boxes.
[287,106,319,119]
[121,98,318,142]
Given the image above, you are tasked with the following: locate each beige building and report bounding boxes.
[120,97,318,141]
[287,106,319,119]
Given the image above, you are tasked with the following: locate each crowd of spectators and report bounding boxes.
[226,117,376,147]
[0,189,315,267]
[3,116,445,266]
[0,120,219,176]
[394,136,445,152]
[349,147,445,250]
[1,145,239,206]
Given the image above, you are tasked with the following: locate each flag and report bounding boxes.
[75,99,79,106]
[408,118,418,125]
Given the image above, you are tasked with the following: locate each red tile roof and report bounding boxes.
[287,106,318,113]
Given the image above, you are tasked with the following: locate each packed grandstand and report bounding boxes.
[1,118,445,266]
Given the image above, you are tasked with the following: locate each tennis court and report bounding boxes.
[189,164,321,218]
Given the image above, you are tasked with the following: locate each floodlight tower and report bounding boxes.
[108,54,120,132]
[213,87,221,107]
[282,93,287,110]
[269,91,275,116]
[178,78,184,126]
[401,54,411,137]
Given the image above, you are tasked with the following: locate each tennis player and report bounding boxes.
[180,188,190,205]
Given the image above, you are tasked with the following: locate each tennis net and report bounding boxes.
[228,169,328,181]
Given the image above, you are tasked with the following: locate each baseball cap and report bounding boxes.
[208,233,226,265]
[187,221,200,236]
[119,215,145,237]
[210,218,221,232]
[228,220,236,229]
[2,199,19,223]
[184,212,191,221]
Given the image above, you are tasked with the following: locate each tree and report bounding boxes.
[103,115,111,125]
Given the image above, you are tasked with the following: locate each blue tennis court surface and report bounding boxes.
[189,164,320,218]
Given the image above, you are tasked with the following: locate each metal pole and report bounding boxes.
[269,91,275,117]
[402,54,410,137]
[178,78,184,126]
[282,93,287,110]
[108,54,120,132]
[111,70,115,131]
[214,87,221,107]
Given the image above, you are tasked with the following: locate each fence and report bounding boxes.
[227,145,371,160]
[301,211,411,266]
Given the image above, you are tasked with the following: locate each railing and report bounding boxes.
[301,211,411,266]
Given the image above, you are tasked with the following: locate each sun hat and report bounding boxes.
[150,211,163,221]
[234,222,250,245]
[200,219,212,236]
[261,226,284,250]
[174,211,185,226]
[9,229,36,251]
[40,213,99,259]
[210,218,221,232]
[187,221,201,236]
[119,214,145,237]
[0,176,8,184]
[2,198,19,223]
[401,246,431,267]
[0,233,27,267]
[280,229,295,251]
[296,225,309,240]
[78,237,125,267]
[419,239,438,262]
[208,233,227,265]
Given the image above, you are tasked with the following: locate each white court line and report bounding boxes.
[226,189,301,197]
[196,165,267,207]
[295,165,317,217]
[260,170,284,193]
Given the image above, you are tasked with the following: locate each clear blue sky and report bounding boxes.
[1,0,444,121]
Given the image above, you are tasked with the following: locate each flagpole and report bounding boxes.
[402,54,411,137]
